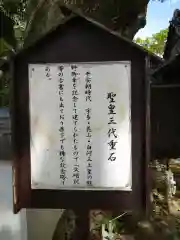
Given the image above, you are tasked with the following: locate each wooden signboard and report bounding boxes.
[11,15,152,215]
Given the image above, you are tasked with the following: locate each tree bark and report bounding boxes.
[24,0,149,46]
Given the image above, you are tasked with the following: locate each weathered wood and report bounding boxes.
[73,209,89,240]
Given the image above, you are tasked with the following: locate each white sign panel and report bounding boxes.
[29,62,131,190]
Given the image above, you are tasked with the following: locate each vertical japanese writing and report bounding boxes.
[85,71,93,186]
[58,65,66,185]
[107,92,118,161]
[71,65,80,185]
[45,65,52,80]
[85,70,92,102]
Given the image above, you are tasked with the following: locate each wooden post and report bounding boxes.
[73,209,90,240]
[145,56,151,216]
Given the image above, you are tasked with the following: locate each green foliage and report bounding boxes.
[134,28,168,56]
[0,0,27,56]
[0,38,14,57]
[0,0,28,107]
[0,9,16,52]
